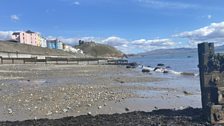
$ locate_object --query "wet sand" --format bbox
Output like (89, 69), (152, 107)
(0, 64), (201, 122)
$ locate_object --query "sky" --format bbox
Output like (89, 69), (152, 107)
(0, 0), (224, 54)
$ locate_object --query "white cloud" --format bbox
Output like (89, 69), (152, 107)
(132, 38), (175, 46)
(0, 31), (13, 40)
(136, 0), (198, 9)
(101, 36), (128, 46)
(73, 1), (80, 5)
(48, 35), (177, 53)
(174, 21), (224, 46)
(10, 15), (19, 21)
(207, 15), (212, 19)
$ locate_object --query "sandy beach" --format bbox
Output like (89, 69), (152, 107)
(0, 64), (202, 123)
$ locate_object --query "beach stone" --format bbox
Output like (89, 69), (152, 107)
(8, 108), (13, 114)
(98, 106), (102, 109)
(87, 112), (92, 115)
(46, 111), (52, 116)
(179, 106), (184, 110)
(125, 107), (130, 112)
(63, 109), (68, 113)
(142, 69), (150, 73)
(183, 91), (192, 95)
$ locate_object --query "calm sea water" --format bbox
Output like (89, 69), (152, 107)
(128, 52), (199, 74)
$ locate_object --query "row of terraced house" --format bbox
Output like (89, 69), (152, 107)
(12, 30), (81, 53)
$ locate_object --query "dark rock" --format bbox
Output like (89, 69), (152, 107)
(163, 70), (169, 74)
(126, 65), (132, 68)
(157, 64), (165, 67)
(125, 107), (130, 112)
(183, 91), (192, 95)
(142, 69), (150, 73)
(166, 66), (171, 69)
(0, 108), (209, 126)
(181, 72), (195, 76)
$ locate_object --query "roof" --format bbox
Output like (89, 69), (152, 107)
(26, 30), (35, 33)
(12, 32), (20, 35)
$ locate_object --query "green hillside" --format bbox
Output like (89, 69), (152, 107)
(75, 42), (124, 58)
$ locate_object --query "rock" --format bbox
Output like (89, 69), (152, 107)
(157, 64), (165, 67)
(98, 106), (102, 109)
(181, 72), (195, 76)
(87, 112), (92, 115)
(46, 111), (52, 116)
(142, 69), (150, 73)
(183, 91), (192, 95)
(104, 103), (107, 106)
(120, 81), (125, 83)
(126, 65), (131, 68)
(125, 107), (130, 112)
(87, 104), (92, 107)
(63, 109), (68, 113)
(163, 70), (169, 74)
(179, 106), (184, 110)
(154, 106), (158, 110)
(8, 108), (13, 114)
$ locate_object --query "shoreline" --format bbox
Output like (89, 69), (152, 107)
(0, 64), (201, 122)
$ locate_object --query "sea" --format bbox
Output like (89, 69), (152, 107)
(127, 51), (202, 108)
(128, 51), (199, 74)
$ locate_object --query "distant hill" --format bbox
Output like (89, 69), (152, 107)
(133, 45), (224, 57)
(138, 48), (197, 56)
(0, 40), (85, 57)
(75, 42), (124, 58)
(216, 45), (224, 53)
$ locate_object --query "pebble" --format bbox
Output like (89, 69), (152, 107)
(98, 106), (102, 109)
(8, 108), (13, 114)
(87, 112), (92, 115)
(63, 109), (68, 113)
(125, 107), (130, 112)
(47, 111), (52, 116)
(183, 91), (192, 95)
(179, 106), (184, 110)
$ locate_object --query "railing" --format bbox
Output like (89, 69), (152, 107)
(0, 56), (108, 65)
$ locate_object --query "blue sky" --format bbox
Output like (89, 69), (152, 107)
(0, 0), (224, 53)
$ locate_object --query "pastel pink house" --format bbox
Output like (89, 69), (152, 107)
(12, 30), (39, 46)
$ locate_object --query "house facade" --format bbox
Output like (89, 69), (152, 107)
(47, 39), (63, 50)
(40, 36), (47, 48)
(12, 30), (40, 46)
